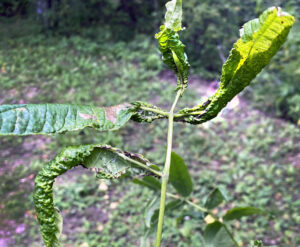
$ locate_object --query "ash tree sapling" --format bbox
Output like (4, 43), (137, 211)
(0, 1), (295, 246)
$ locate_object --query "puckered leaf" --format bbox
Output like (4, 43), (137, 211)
(0, 103), (132, 136)
(33, 144), (154, 247)
(164, 0), (182, 32)
(155, 0), (189, 91)
(176, 7), (295, 124)
(169, 152), (193, 197)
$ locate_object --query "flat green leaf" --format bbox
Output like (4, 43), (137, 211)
(176, 7), (295, 124)
(0, 103), (132, 136)
(132, 176), (161, 192)
(223, 207), (264, 221)
(144, 199), (183, 230)
(176, 210), (204, 225)
(204, 187), (229, 210)
(204, 221), (233, 247)
(155, 0), (189, 91)
(169, 152), (193, 197)
(33, 144), (154, 247)
(144, 196), (161, 229)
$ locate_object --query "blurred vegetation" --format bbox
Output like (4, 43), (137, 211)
(0, 0), (299, 247)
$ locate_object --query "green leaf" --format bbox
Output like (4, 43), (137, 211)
(33, 144), (154, 247)
(132, 176), (161, 192)
(0, 103), (132, 136)
(176, 7), (295, 124)
(155, 0), (189, 91)
(169, 152), (193, 197)
(164, 0), (182, 32)
(204, 187), (229, 210)
(204, 221), (233, 247)
(144, 198), (183, 229)
(176, 210), (204, 225)
(223, 207), (264, 221)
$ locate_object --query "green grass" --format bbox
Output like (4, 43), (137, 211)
(0, 24), (299, 247)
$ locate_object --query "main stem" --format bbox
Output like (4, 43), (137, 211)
(155, 89), (182, 247)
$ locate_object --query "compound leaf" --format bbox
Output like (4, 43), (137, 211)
(0, 103), (132, 136)
(33, 144), (154, 247)
(223, 206), (263, 221)
(176, 7), (295, 124)
(169, 152), (193, 197)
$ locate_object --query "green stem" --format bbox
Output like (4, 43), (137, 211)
(224, 223), (240, 247)
(140, 106), (169, 117)
(155, 89), (182, 247)
(121, 155), (163, 177)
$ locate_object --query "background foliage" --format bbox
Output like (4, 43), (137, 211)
(0, 0), (299, 246)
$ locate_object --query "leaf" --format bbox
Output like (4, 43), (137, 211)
(164, 0), (182, 32)
(169, 152), (193, 197)
(204, 221), (233, 247)
(204, 187), (229, 210)
(176, 210), (204, 225)
(223, 207), (264, 221)
(155, 0), (190, 91)
(176, 7), (295, 124)
(33, 144), (154, 247)
(0, 103), (132, 136)
(144, 198), (183, 229)
(132, 176), (161, 192)
(144, 197), (161, 229)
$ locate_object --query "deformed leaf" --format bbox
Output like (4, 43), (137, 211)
(0, 103), (132, 136)
(33, 144), (155, 247)
(223, 206), (263, 221)
(164, 0), (182, 32)
(169, 152), (193, 197)
(204, 187), (229, 210)
(155, 0), (190, 91)
(176, 7), (295, 124)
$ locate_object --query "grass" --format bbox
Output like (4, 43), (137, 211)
(0, 23), (299, 247)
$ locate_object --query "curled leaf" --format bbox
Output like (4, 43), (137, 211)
(176, 7), (295, 124)
(33, 144), (155, 247)
(156, 0), (190, 91)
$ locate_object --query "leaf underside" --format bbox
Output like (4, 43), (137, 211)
(33, 144), (154, 247)
(178, 7), (295, 124)
(0, 103), (132, 136)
